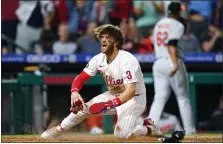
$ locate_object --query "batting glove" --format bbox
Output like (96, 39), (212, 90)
(70, 99), (84, 114)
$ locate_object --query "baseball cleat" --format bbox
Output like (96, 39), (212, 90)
(144, 118), (164, 137)
(41, 125), (62, 139)
(158, 129), (185, 143)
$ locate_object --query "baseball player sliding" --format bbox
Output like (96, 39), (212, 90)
(147, 2), (196, 135)
(41, 24), (164, 140)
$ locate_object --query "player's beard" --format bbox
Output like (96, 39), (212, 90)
(101, 41), (115, 55)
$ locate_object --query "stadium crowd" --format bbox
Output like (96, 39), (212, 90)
(2, 0), (223, 54)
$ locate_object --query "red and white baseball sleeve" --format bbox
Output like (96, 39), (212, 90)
(71, 71), (91, 93)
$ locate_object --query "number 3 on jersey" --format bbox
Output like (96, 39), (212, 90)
(126, 71), (132, 79)
(157, 31), (168, 46)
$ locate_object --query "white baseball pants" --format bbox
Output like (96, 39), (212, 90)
(148, 58), (195, 134)
(60, 91), (147, 139)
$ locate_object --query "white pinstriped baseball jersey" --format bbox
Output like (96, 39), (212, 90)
(84, 50), (146, 95)
(153, 17), (185, 59)
(54, 50), (148, 139)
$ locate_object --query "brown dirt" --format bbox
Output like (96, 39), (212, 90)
(2, 134), (223, 143)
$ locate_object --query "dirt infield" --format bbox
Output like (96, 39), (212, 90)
(2, 134), (223, 143)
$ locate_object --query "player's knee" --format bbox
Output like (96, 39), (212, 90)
(114, 131), (132, 139)
(114, 127), (132, 139)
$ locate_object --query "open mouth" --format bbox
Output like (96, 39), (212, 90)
(102, 44), (107, 48)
